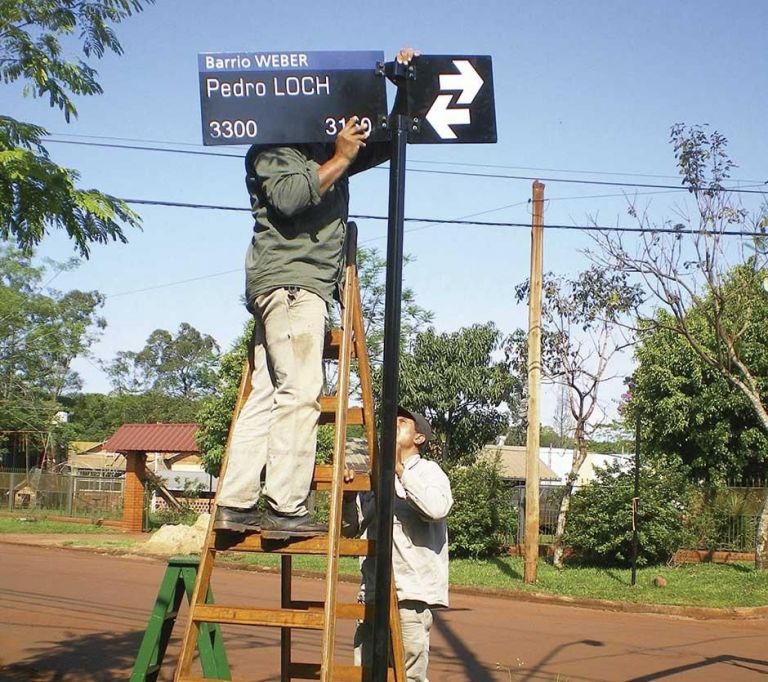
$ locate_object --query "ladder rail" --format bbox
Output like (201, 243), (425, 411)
(175, 360), (253, 680)
(320, 230), (358, 681)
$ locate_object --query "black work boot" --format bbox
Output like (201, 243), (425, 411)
(260, 507), (327, 540)
(213, 506), (261, 533)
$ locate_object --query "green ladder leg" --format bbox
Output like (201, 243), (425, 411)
(131, 555), (231, 681)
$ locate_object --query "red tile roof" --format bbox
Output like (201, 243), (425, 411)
(104, 423), (199, 453)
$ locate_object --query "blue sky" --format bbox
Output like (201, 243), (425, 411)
(4, 0), (767, 423)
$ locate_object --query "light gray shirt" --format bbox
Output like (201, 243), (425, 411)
(343, 455), (453, 607)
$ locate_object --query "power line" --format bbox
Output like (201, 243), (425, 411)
(403, 167), (768, 194)
(105, 268), (241, 298)
(121, 196), (764, 238)
(47, 138), (244, 159)
(47, 131), (768, 184)
(45, 136), (768, 195)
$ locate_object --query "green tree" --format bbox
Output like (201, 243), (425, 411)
(398, 323), (519, 464)
(448, 457), (517, 558)
(334, 247), (432, 397)
(508, 266), (643, 568)
(195, 321), (251, 475)
(1, 0), (154, 256)
(633, 304), (768, 484)
(60, 391), (201, 442)
(106, 323), (220, 399)
(539, 425), (575, 449)
(355, 247), (433, 364)
(0, 246), (105, 461)
(594, 124), (768, 566)
(564, 458), (690, 566)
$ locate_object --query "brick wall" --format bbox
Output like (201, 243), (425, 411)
(123, 453), (146, 532)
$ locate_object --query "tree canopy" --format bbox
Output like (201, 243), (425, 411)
(60, 391), (201, 442)
(0, 246), (105, 461)
(1, 0), (154, 255)
(105, 322), (220, 399)
(398, 323), (518, 464)
(593, 124), (768, 566)
(632, 270), (768, 484)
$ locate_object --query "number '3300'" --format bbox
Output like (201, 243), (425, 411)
(209, 119), (258, 139)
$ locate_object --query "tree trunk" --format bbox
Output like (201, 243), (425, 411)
(722, 372), (768, 568)
(756, 491), (768, 570)
(553, 430), (588, 569)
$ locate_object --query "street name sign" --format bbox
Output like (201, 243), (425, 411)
(198, 50), (387, 145)
(407, 55), (496, 144)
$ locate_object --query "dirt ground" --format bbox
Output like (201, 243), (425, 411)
(1, 541), (767, 681)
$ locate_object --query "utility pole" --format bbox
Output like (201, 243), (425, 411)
(631, 407), (641, 586)
(524, 180), (545, 584)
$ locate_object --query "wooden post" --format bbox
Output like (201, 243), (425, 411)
(524, 180), (545, 584)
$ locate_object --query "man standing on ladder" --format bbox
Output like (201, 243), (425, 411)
(344, 407), (453, 682)
(214, 48), (420, 539)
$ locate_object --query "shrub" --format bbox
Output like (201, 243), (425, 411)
(563, 457), (690, 566)
(447, 458), (517, 558)
(148, 507), (199, 529)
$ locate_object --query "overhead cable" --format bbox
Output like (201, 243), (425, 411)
(122, 197), (764, 238)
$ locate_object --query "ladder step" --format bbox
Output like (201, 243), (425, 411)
(192, 604), (323, 630)
(318, 395), (363, 425)
(215, 533), (373, 556)
(312, 464), (371, 491)
(288, 663), (395, 681)
(288, 600), (366, 620)
(323, 329), (356, 360)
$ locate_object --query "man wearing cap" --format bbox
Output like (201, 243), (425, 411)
(343, 407), (453, 682)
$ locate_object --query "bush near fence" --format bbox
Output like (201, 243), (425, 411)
(514, 468), (766, 564)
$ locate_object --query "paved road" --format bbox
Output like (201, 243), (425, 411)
(1, 543), (767, 681)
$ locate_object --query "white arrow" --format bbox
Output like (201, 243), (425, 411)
(426, 94), (471, 139)
(439, 59), (483, 105)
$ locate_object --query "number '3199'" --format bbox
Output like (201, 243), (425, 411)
(324, 117), (372, 136)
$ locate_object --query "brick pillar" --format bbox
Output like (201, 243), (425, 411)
(123, 452), (146, 532)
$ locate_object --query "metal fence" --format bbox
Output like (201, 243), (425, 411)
(718, 514), (759, 553)
(512, 482), (765, 553)
(511, 483), (575, 544)
(0, 468), (124, 520)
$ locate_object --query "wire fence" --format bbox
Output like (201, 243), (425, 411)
(0, 468), (124, 520)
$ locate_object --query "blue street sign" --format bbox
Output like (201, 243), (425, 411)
(198, 50), (387, 145)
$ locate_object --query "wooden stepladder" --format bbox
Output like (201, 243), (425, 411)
(174, 223), (405, 681)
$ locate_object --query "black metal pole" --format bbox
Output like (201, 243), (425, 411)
(371, 113), (408, 681)
(631, 409), (640, 586)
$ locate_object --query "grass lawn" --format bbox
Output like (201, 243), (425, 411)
(449, 556), (768, 609)
(0, 515), (114, 534)
(2, 515), (765, 609)
(219, 552), (768, 609)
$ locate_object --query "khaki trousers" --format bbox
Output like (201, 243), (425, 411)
(217, 287), (327, 516)
(354, 601), (433, 682)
